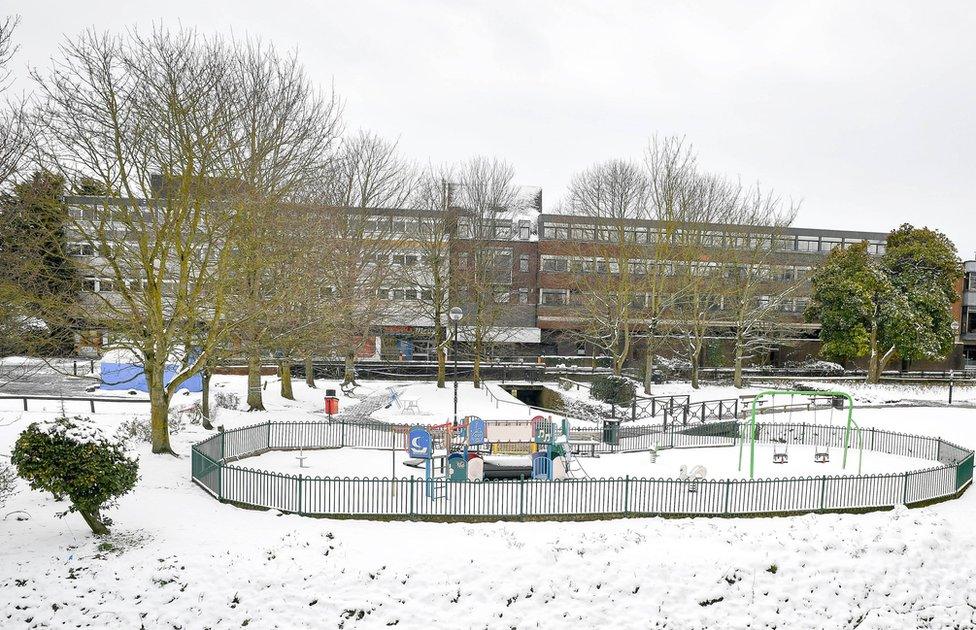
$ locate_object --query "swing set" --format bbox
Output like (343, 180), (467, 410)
(738, 389), (864, 480)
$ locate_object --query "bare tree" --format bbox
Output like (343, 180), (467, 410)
(397, 165), (455, 387)
(452, 157), (523, 388)
(0, 15), (27, 189)
(32, 28), (246, 454)
(561, 159), (650, 376)
(223, 40), (342, 410)
(668, 174), (741, 389)
(321, 131), (415, 385)
(720, 186), (801, 387)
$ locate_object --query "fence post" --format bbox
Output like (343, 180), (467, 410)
(220, 429), (226, 460)
(297, 474), (303, 515)
(723, 479), (731, 514)
(341, 421), (347, 447)
(217, 462), (223, 500)
(90, 399), (95, 413)
(734, 398), (739, 419)
(22, 397), (27, 412)
(410, 478), (415, 515)
(903, 472), (910, 504)
(519, 475), (525, 517)
(624, 475), (630, 515)
(819, 476), (827, 511)
(631, 398), (636, 422)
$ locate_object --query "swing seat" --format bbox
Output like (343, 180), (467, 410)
(687, 482), (698, 494)
(772, 452), (788, 464)
(814, 450), (830, 463)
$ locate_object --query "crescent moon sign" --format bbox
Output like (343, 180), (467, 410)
(411, 436), (424, 450)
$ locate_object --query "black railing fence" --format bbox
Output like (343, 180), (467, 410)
(191, 417), (974, 520)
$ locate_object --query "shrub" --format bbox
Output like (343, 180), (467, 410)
(115, 411), (185, 443)
(0, 462), (15, 507)
(590, 375), (636, 406)
(213, 391), (240, 411)
(11, 416), (138, 535)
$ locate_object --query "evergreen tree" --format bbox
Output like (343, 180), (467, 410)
(807, 224), (960, 382)
(1, 171), (79, 354)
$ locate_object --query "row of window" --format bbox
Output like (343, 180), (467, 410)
(538, 288), (812, 312)
(540, 221), (886, 255)
(539, 255), (813, 281)
(82, 277), (174, 293)
(373, 286), (533, 305)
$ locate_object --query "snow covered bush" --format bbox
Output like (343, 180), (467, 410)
(591, 375), (636, 405)
(213, 391), (240, 410)
(0, 462), (15, 507)
(11, 416), (139, 535)
(116, 412), (186, 444)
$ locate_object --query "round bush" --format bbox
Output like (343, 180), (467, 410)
(590, 375), (636, 406)
(11, 416), (138, 535)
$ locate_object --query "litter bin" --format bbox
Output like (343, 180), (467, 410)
(602, 420), (620, 446)
(325, 396), (339, 416)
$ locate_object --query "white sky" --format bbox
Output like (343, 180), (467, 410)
(6, 1), (975, 259)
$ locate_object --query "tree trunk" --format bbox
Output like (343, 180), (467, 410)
(473, 336), (482, 389)
(147, 365), (174, 454)
(436, 323), (446, 388)
(343, 350), (356, 385)
(689, 340), (702, 390)
(867, 321), (880, 384)
(247, 352), (265, 411)
(279, 359), (294, 400)
(201, 367), (213, 430)
(643, 350), (654, 395)
(78, 507), (109, 536)
(304, 355), (315, 388)
(733, 336), (745, 389)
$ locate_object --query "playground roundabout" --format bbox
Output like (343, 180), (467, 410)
(190, 390), (975, 521)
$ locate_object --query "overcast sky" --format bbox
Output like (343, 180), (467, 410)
(6, 1), (975, 258)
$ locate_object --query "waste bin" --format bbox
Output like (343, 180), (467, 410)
(324, 396), (339, 416)
(602, 420), (620, 445)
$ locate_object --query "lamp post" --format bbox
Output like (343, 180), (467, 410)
(449, 307), (464, 424)
(950, 321), (961, 404)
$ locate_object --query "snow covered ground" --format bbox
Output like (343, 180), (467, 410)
(234, 442), (936, 481)
(2, 376), (976, 628)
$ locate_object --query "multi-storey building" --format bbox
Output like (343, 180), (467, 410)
(535, 213), (889, 363)
(961, 260), (976, 369)
(63, 192), (968, 370)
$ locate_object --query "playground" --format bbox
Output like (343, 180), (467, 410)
(233, 441), (937, 481)
(194, 389), (974, 518)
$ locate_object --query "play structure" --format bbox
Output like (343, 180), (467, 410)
(402, 414), (596, 496)
(738, 389), (864, 480)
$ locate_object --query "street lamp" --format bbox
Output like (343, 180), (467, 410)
(449, 307), (464, 424)
(950, 321), (961, 404)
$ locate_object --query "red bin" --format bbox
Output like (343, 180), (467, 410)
(324, 396), (339, 415)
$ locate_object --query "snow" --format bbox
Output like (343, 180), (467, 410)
(1, 375), (976, 627)
(34, 416), (114, 446)
(232, 442), (934, 481)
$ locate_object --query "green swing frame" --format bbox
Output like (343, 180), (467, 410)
(737, 389), (863, 479)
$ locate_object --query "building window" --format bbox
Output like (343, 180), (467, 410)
(541, 255), (569, 273)
(518, 287), (529, 304)
(540, 289), (568, 305)
(965, 308), (976, 334)
(966, 273), (976, 292)
(518, 221), (531, 240)
(519, 254), (529, 272)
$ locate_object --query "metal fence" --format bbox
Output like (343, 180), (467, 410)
(190, 418), (973, 520)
